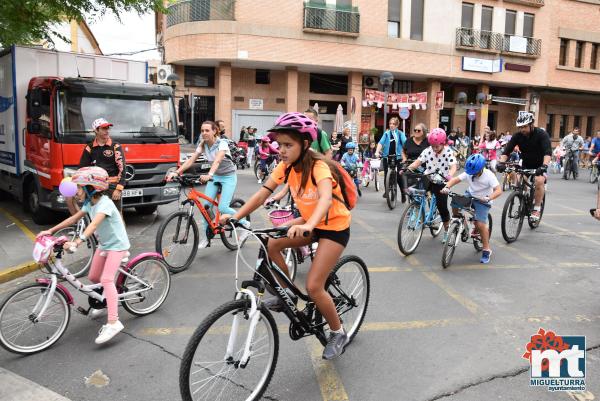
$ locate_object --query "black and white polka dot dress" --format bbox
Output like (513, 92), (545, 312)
(417, 146), (457, 176)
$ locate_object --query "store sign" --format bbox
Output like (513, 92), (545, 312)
(249, 99), (263, 110)
(509, 36), (528, 53)
(492, 96), (528, 106)
(462, 57), (502, 74)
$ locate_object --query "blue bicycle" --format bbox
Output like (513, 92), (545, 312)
(397, 172), (444, 255)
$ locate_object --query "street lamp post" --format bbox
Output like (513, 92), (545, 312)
(379, 71), (394, 138)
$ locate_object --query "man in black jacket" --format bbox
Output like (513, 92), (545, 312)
(498, 112), (552, 221)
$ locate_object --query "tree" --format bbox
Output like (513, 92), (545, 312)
(0, 0), (166, 47)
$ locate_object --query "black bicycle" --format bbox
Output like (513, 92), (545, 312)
(563, 149), (578, 180)
(384, 156), (404, 210)
(500, 164), (545, 243)
(179, 223), (370, 401)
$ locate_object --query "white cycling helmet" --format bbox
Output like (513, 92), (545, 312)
(516, 112), (534, 127)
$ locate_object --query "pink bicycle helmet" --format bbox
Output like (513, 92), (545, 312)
(71, 166), (109, 191)
(427, 128), (447, 146)
(268, 112), (318, 142)
(260, 136), (271, 143)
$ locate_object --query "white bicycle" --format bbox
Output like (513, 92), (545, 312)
(0, 236), (171, 354)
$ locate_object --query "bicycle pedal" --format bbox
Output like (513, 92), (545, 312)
(76, 306), (90, 316)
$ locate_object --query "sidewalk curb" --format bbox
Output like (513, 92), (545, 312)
(0, 367), (71, 401)
(0, 261), (39, 284)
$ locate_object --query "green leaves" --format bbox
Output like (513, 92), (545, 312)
(0, 0), (166, 47)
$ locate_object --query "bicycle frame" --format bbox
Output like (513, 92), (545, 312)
(180, 186), (223, 235)
(408, 187), (438, 230)
(34, 250), (154, 322)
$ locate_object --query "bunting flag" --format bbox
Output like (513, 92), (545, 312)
(364, 89), (428, 110)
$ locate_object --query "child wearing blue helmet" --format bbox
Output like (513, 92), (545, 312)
(341, 142), (362, 197)
(441, 154), (502, 263)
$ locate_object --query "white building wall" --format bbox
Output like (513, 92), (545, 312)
(423, 0), (461, 44)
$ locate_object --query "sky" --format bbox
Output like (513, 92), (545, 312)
(88, 10), (161, 61)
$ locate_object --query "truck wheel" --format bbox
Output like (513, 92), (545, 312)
(135, 205), (158, 215)
(26, 182), (55, 225)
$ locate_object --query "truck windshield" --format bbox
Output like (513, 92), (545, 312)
(57, 91), (177, 142)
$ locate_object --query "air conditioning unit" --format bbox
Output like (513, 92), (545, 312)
(157, 65), (173, 84)
(363, 76), (378, 89)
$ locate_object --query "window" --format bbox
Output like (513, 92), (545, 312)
(184, 66), (215, 88)
(559, 39), (569, 66)
(481, 6), (493, 31)
(410, 0), (424, 40)
(591, 43), (598, 70)
(587, 116), (594, 136)
(559, 115), (567, 138)
(546, 114), (554, 137)
(309, 73), (348, 95)
(505, 10), (516, 35)
(523, 13), (534, 37)
(388, 0), (401, 37)
(461, 2), (474, 28)
(573, 116), (581, 131)
(255, 69), (270, 85)
(575, 41), (584, 68)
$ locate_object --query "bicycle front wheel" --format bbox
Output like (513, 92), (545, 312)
(374, 170), (380, 192)
(179, 299), (278, 401)
(156, 211), (199, 273)
(327, 255), (370, 342)
(120, 256), (171, 316)
(386, 171), (397, 210)
(53, 224), (95, 278)
(501, 192), (524, 243)
(0, 283), (70, 354)
(397, 204), (424, 255)
(442, 221), (461, 269)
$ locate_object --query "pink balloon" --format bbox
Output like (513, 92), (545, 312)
(59, 180), (78, 197)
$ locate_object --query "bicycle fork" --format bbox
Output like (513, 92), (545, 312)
(32, 275), (58, 322)
(226, 289), (262, 368)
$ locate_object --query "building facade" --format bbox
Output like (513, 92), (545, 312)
(158, 0), (600, 142)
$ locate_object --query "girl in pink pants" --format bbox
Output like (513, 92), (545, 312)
(38, 165), (130, 345)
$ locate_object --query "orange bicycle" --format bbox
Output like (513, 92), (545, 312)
(155, 175), (250, 273)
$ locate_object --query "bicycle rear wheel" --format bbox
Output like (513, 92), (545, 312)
(374, 170), (380, 192)
(528, 194), (545, 229)
(221, 199), (251, 250)
(590, 165), (599, 183)
(120, 256), (171, 316)
(156, 211), (199, 273)
(501, 192), (524, 243)
(283, 248), (298, 282)
(429, 209), (443, 237)
(53, 223), (95, 278)
(397, 204), (424, 255)
(179, 299), (278, 401)
(326, 255), (370, 342)
(0, 283), (70, 354)
(442, 221), (460, 269)
(386, 171), (398, 210)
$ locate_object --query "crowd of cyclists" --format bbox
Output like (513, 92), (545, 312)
(10, 105), (595, 397)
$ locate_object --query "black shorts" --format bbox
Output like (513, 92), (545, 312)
(313, 227), (350, 247)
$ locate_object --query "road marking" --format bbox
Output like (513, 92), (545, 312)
(544, 213), (587, 217)
(493, 241), (539, 263)
(556, 204), (587, 215)
(0, 207), (36, 241)
(305, 337), (350, 401)
(567, 390), (596, 401)
(542, 221), (600, 247)
(361, 318), (476, 331)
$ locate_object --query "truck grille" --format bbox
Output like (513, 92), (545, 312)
(126, 162), (177, 188)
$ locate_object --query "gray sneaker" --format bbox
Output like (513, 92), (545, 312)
(322, 329), (349, 360)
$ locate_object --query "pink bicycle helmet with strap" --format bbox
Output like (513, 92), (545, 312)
(427, 128), (447, 146)
(268, 112), (318, 142)
(260, 136), (271, 143)
(71, 166), (109, 191)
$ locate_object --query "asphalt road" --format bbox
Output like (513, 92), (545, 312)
(0, 167), (599, 401)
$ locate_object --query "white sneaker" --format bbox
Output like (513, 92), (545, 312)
(198, 239), (210, 249)
(88, 308), (107, 320)
(257, 179), (262, 184)
(237, 221), (252, 245)
(95, 320), (124, 344)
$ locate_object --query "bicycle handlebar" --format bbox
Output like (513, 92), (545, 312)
(227, 219), (310, 238)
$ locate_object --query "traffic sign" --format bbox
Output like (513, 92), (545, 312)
(468, 110), (476, 121)
(399, 107), (410, 120)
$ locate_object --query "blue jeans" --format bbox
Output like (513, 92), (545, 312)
(201, 174), (247, 235)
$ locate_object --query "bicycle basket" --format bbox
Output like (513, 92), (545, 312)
(268, 209), (294, 226)
(450, 195), (472, 209)
(370, 159), (381, 169)
(32, 235), (68, 263)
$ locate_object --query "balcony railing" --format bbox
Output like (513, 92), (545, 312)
(166, 0), (235, 28)
(456, 28), (541, 57)
(303, 2), (360, 35)
(504, 0), (544, 7)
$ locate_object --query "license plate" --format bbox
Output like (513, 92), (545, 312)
(122, 189), (143, 198)
(201, 163), (210, 169)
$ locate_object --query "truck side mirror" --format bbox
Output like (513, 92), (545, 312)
(27, 88), (43, 120)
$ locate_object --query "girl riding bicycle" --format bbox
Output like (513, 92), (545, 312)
(167, 121), (250, 248)
(220, 112), (352, 360)
(257, 136), (280, 184)
(407, 128), (457, 243)
(37, 166), (130, 344)
(442, 154), (502, 264)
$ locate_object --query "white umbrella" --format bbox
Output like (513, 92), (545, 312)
(333, 104), (344, 135)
